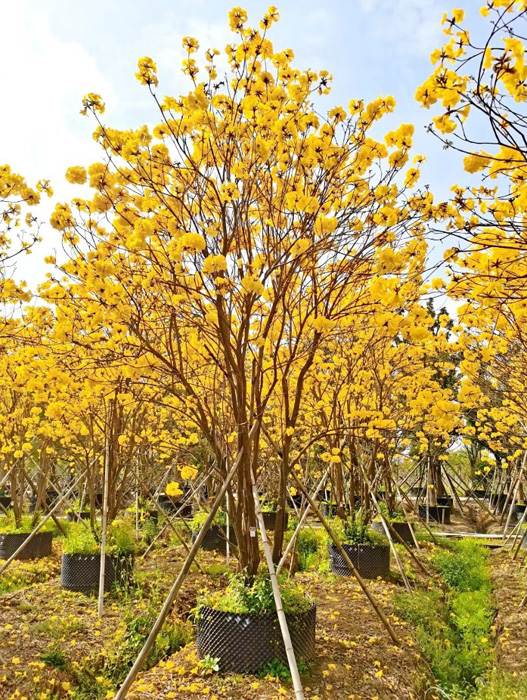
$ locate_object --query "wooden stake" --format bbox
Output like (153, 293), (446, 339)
(113, 447), (244, 700)
(291, 471), (399, 645)
(98, 435), (111, 619)
(251, 469), (305, 700)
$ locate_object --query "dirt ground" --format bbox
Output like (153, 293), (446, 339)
(1, 506), (526, 700)
(0, 540), (429, 700)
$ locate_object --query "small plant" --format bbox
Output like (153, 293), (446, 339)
(296, 528), (324, 571)
(41, 644), (68, 670)
(199, 654), (220, 675)
(258, 658), (291, 680)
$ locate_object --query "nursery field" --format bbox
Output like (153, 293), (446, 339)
(2, 505), (527, 700)
(4, 0), (527, 699)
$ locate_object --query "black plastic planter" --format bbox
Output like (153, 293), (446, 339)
(409, 486), (427, 497)
(437, 495), (454, 508)
(288, 493), (303, 509)
(514, 504), (527, 520)
(0, 531), (52, 560)
(261, 511), (289, 531)
(197, 604), (316, 674)
(29, 491), (59, 513)
(157, 495), (192, 517)
(329, 543), (390, 579)
(0, 496), (11, 510)
(66, 511), (91, 522)
(418, 504), (451, 524)
(490, 493), (508, 513)
(371, 521), (414, 545)
(61, 553), (134, 592)
(192, 525), (237, 553)
(465, 489), (487, 499)
(320, 502), (352, 518)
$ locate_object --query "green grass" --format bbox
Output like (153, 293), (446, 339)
(394, 540), (494, 698)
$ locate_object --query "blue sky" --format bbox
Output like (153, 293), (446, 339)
(3, 0), (482, 281)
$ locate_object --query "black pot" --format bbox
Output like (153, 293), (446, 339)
(29, 491), (59, 513)
(66, 511), (91, 522)
(261, 511), (289, 531)
(192, 524), (237, 553)
(514, 504), (527, 520)
(288, 493), (303, 509)
(490, 493), (508, 513)
(0, 531), (52, 560)
(329, 543), (390, 579)
(409, 486), (427, 497)
(371, 521), (414, 545)
(157, 495), (192, 517)
(418, 504), (451, 524)
(437, 495), (454, 507)
(320, 503), (351, 518)
(197, 604), (316, 674)
(465, 489), (487, 499)
(61, 553), (134, 592)
(0, 495), (11, 510)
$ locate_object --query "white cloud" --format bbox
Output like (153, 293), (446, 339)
(0, 2), (115, 283)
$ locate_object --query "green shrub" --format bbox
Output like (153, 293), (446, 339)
(191, 509), (227, 530)
(198, 572), (313, 616)
(394, 539), (494, 697)
(63, 519), (137, 556)
(296, 528), (324, 571)
(0, 513), (54, 535)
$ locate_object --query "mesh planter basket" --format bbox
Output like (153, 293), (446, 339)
(197, 604), (316, 674)
(192, 525), (237, 553)
(418, 504), (451, 524)
(0, 531), (52, 560)
(371, 521), (414, 545)
(61, 553), (134, 592)
(261, 511), (289, 531)
(329, 543), (390, 579)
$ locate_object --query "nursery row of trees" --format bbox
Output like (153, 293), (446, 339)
(1, 2), (527, 576)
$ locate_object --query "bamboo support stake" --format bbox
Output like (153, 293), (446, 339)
(98, 436), (111, 619)
(276, 469), (330, 576)
(114, 447), (244, 700)
(251, 469), (305, 700)
(291, 471), (399, 645)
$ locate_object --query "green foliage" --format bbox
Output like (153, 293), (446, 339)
(62, 524), (99, 555)
(394, 539), (494, 697)
(41, 644), (68, 670)
(63, 519), (137, 556)
(0, 513), (54, 534)
(296, 528), (325, 571)
(199, 654), (220, 674)
(258, 658), (291, 680)
(434, 540), (491, 593)
(103, 611), (193, 686)
(191, 509), (227, 530)
(377, 502), (405, 522)
(199, 572), (312, 616)
(460, 671), (527, 700)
